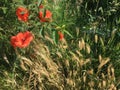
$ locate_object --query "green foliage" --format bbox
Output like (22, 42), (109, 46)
(0, 0), (120, 89)
(65, 0), (120, 75)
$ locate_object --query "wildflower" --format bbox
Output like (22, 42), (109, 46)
(39, 5), (44, 9)
(11, 31), (33, 48)
(16, 7), (29, 22)
(58, 31), (64, 40)
(39, 10), (52, 22)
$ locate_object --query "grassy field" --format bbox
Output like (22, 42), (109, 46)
(0, 0), (120, 89)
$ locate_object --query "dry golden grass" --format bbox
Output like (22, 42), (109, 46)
(14, 37), (117, 90)
(1, 34), (118, 90)
(19, 39), (63, 90)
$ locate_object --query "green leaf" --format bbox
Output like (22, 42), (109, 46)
(64, 30), (73, 38)
(98, 7), (104, 14)
(37, 0), (42, 7)
(39, 27), (44, 37)
(52, 29), (59, 44)
(13, 0), (24, 4)
(2, 7), (7, 14)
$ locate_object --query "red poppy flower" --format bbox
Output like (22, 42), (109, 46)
(39, 10), (52, 22)
(11, 31), (33, 48)
(58, 31), (64, 40)
(39, 5), (44, 9)
(16, 7), (29, 22)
